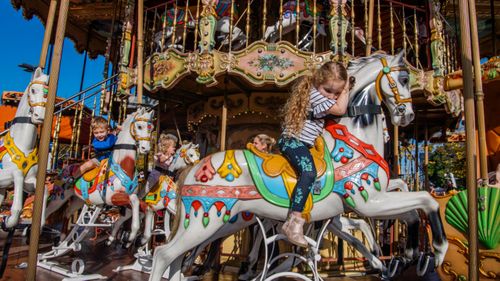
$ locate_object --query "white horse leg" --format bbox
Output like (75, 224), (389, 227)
(328, 216), (385, 272)
(107, 208), (132, 245)
(387, 178), (409, 192)
(141, 208), (154, 245)
(357, 192), (448, 267)
(127, 194), (141, 246)
(41, 186), (49, 228)
(149, 210), (226, 281)
(338, 216), (380, 254)
(5, 172), (24, 228)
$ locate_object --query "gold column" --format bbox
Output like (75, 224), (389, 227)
(279, 0), (284, 40)
(351, 0), (355, 56)
(160, 2), (169, 52)
(377, 0), (381, 50)
(246, 0), (251, 48)
(468, 0), (488, 181)
(390, 2), (394, 55)
(137, 0), (144, 104)
(171, 1), (179, 48)
(27, 0), (70, 279)
(313, 0), (317, 53)
(456, 0), (479, 279)
(74, 101), (85, 158)
(39, 0), (58, 69)
(296, 0), (301, 46)
(50, 113), (62, 170)
(366, 0), (374, 56)
(228, 0), (234, 51)
(69, 103), (79, 158)
(262, 0), (267, 38)
(194, 0), (201, 48)
(402, 7), (407, 58)
(182, 0), (190, 51)
(414, 9), (419, 66)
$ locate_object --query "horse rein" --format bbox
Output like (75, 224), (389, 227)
(374, 57), (412, 105)
(27, 81), (49, 108)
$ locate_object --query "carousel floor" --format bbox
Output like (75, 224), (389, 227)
(0, 230), (423, 281)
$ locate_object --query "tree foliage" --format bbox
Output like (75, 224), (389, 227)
(428, 142), (466, 189)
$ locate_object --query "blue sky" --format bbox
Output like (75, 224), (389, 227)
(0, 1), (105, 103)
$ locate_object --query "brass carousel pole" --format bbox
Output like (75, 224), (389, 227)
(137, 0), (144, 104)
(456, 0), (479, 280)
(39, 0), (58, 69)
(27, 0), (70, 279)
(468, 0), (488, 181)
(365, 0), (374, 55)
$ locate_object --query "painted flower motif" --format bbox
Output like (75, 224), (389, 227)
(248, 54), (294, 72)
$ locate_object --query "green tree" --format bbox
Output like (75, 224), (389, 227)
(428, 142), (466, 189)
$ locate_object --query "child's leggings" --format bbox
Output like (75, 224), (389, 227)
(278, 136), (317, 212)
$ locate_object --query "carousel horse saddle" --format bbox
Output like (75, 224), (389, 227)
(83, 164), (102, 182)
(144, 175), (177, 207)
(75, 159), (112, 202)
(243, 137), (334, 218)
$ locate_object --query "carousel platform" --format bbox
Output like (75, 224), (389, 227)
(0, 230), (422, 281)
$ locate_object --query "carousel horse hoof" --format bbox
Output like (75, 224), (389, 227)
(105, 239), (114, 246)
(416, 252), (434, 277)
(385, 256), (403, 279)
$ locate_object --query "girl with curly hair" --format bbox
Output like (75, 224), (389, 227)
(280, 61), (353, 247)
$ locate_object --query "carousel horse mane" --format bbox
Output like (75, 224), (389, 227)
(347, 52), (389, 71)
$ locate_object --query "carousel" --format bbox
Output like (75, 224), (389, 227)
(0, 0), (498, 280)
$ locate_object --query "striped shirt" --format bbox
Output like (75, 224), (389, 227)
(284, 88), (336, 146)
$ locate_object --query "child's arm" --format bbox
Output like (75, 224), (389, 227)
(326, 80), (350, 116)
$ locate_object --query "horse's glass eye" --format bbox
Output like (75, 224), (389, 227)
(137, 125), (143, 130)
(399, 77), (409, 85)
(31, 89), (35, 94)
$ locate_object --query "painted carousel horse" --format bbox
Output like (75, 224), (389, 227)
(263, 0), (327, 49)
(0, 68), (48, 229)
(148, 52), (448, 281)
(154, 0), (246, 51)
(106, 142), (200, 246)
(71, 107), (154, 246)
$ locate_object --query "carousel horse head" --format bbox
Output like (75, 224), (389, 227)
(348, 50), (414, 127)
(127, 107), (155, 155)
(24, 67), (49, 124)
(170, 142), (200, 173)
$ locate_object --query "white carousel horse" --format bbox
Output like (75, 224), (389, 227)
(71, 107), (154, 246)
(154, 0), (246, 52)
(106, 142), (200, 246)
(148, 52), (448, 281)
(0, 68), (48, 229)
(140, 142), (200, 245)
(263, 0), (328, 47)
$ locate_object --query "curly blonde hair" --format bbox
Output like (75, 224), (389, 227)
(158, 133), (178, 154)
(282, 61), (350, 137)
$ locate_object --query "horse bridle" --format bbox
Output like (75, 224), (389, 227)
(27, 81), (49, 108)
(179, 147), (200, 165)
(129, 116), (153, 142)
(374, 57), (412, 105)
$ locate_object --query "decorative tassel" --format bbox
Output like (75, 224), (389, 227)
(359, 186), (369, 202)
(343, 193), (356, 208)
(374, 178), (381, 191)
(184, 214), (190, 229)
(202, 212), (210, 227)
(223, 210), (231, 223)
